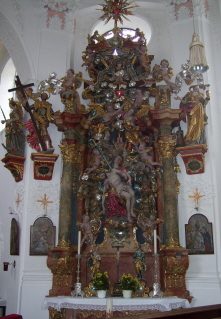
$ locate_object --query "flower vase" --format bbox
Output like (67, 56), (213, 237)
(122, 290), (132, 298)
(97, 290), (106, 298)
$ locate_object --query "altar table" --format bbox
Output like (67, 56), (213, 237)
(42, 296), (190, 318)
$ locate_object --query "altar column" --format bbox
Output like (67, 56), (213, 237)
(149, 108), (192, 301)
(47, 113), (88, 296)
(158, 133), (179, 248)
(58, 143), (81, 245)
(149, 108), (181, 248)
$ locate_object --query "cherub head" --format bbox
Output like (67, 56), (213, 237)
(82, 214), (90, 222)
(160, 59), (169, 68)
(114, 155), (123, 165)
(67, 69), (75, 78)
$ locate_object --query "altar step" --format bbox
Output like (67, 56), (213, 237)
(112, 303), (221, 319)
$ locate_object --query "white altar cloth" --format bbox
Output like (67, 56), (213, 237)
(42, 296), (190, 313)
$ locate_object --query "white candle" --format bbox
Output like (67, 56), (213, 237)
(78, 231), (81, 254)
(106, 298), (113, 314)
(154, 229), (157, 254)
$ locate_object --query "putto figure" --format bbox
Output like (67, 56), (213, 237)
(59, 69), (83, 113)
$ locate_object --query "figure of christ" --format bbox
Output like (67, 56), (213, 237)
(102, 156), (136, 223)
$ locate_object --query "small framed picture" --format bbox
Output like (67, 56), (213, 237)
(10, 218), (19, 255)
(185, 213), (214, 255)
(30, 217), (55, 256)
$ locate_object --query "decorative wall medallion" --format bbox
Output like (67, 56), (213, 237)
(31, 153), (59, 180)
(177, 144), (207, 174)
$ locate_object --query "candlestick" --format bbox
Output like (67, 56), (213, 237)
(149, 253), (163, 298)
(71, 254), (85, 297)
(78, 231), (81, 254)
(154, 229), (157, 254)
(106, 298), (113, 318)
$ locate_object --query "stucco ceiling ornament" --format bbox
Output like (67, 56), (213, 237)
(41, 0), (76, 12)
(12, 0), (25, 37)
(171, 0), (189, 4)
(177, 6), (191, 20)
(29, 181), (60, 217)
(192, 0), (207, 18)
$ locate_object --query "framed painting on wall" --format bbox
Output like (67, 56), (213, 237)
(185, 213), (214, 255)
(10, 218), (19, 255)
(30, 217), (55, 256)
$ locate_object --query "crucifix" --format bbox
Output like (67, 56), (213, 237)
(8, 75), (47, 151)
(111, 244), (124, 296)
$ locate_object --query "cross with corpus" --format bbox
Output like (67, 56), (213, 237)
(8, 75), (47, 151)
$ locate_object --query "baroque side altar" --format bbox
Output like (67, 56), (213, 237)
(45, 0), (197, 306)
(1, 1), (213, 316)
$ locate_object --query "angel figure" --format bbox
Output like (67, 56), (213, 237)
(138, 213), (163, 245)
(102, 102), (124, 126)
(152, 59), (176, 88)
(1, 98), (25, 156)
(80, 214), (101, 248)
(131, 28), (146, 44)
(81, 47), (95, 71)
(80, 214), (94, 247)
(59, 69), (83, 113)
(84, 148), (102, 174)
(135, 142), (162, 169)
(137, 46), (150, 73)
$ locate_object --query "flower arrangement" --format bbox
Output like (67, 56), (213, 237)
(92, 271), (110, 291)
(119, 273), (139, 292)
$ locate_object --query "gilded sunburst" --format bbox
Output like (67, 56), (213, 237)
(97, 0), (139, 27)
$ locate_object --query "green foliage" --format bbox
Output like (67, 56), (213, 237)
(92, 271), (110, 290)
(119, 273), (139, 292)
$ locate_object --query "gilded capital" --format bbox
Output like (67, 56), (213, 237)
(59, 144), (82, 164)
(158, 139), (176, 159)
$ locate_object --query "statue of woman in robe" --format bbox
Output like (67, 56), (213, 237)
(1, 98), (25, 156)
